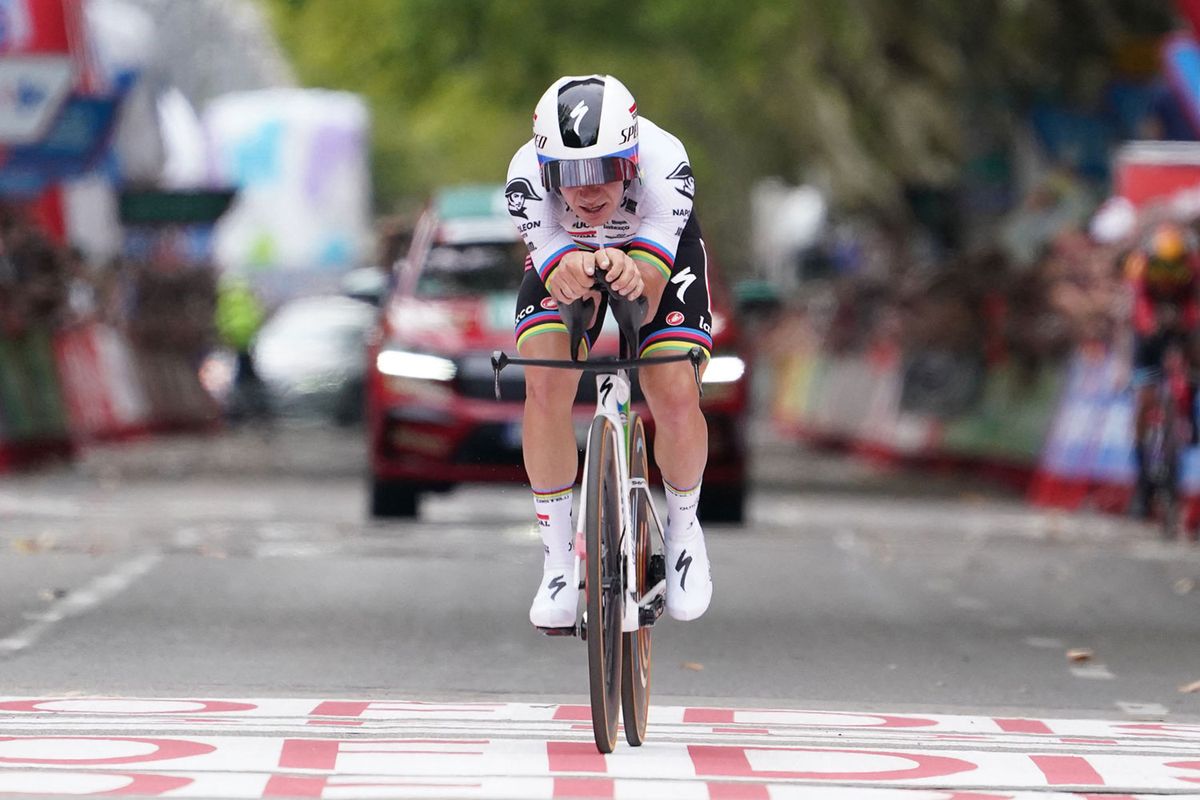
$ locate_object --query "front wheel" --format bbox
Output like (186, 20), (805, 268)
(622, 413), (652, 746)
(584, 416), (622, 753)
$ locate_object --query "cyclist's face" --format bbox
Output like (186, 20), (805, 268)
(562, 180), (624, 226)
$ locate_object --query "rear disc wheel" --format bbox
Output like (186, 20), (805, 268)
(622, 414), (652, 746)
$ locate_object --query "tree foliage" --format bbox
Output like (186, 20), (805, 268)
(261, 0), (1174, 270)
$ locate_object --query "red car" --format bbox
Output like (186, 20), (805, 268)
(365, 185), (750, 522)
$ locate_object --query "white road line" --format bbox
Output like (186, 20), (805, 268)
(1024, 636), (1064, 649)
(1116, 701), (1169, 716)
(0, 552), (161, 655)
(1070, 662), (1115, 680)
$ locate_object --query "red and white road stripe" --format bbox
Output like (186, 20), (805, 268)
(0, 698), (1197, 797)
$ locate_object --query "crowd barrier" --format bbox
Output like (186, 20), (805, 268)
(0, 323), (218, 472)
(771, 345), (1062, 490)
(1028, 348), (1200, 523)
(771, 338), (1200, 522)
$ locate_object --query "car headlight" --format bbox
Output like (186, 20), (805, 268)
(375, 349), (457, 381)
(702, 356), (745, 384)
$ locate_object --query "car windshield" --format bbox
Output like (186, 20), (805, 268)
(416, 242), (525, 297)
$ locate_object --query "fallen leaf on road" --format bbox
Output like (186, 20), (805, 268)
(1180, 680), (1200, 694)
(1174, 578), (1197, 596)
(681, 662), (704, 672)
(1066, 648), (1094, 663)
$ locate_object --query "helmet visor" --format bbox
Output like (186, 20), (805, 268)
(540, 156), (637, 189)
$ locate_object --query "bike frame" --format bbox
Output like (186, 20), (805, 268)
(492, 343), (700, 633)
(576, 367), (667, 633)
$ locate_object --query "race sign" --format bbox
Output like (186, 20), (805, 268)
(0, 55), (72, 144)
(0, 0), (32, 51)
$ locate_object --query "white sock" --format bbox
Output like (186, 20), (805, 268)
(532, 484), (575, 565)
(664, 479), (701, 539)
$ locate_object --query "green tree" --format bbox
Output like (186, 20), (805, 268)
(261, 0), (1174, 272)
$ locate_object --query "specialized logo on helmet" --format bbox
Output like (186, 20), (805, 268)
(557, 78), (605, 148)
(505, 178), (542, 220)
(667, 162), (695, 200)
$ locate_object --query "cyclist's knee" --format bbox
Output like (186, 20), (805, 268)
(524, 368), (577, 411)
(640, 362), (700, 420)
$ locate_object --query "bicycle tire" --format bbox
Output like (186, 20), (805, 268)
(1158, 388), (1183, 542)
(584, 415), (623, 753)
(622, 413), (652, 746)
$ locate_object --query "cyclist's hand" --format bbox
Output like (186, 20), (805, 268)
(548, 251), (598, 305)
(596, 248), (644, 300)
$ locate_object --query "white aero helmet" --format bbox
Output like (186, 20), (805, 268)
(532, 74), (639, 191)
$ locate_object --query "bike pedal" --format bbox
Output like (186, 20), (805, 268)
(648, 553), (665, 584)
(638, 596), (666, 627)
(535, 625), (578, 638)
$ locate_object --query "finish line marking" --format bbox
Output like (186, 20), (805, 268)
(0, 698), (1196, 797)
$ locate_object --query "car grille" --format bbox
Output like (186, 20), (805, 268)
(453, 423), (523, 465)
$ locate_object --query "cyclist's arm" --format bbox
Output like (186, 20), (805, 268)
(506, 145), (581, 290)
(1125, 253), (1157, 337)
(621, 194), (690, 286)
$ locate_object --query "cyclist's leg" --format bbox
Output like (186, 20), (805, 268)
(636, 213), (714, 620)
(1185, 328), (1200, 443)
(515, 270), (605, 627)
(1131, 332), (1165, 517)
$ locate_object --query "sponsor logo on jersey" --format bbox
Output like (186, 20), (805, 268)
(540, 297), (558, 310)
(667, 162), (695, 200)
(518, 220), (541, 233)
(516, 304), (537, 323)
(673, 208), (690, 216)
(666, 311), (685, 326)
(505, 178), (542, 219)
(621, 197), (638, 214)
(670, 267), (697, 303)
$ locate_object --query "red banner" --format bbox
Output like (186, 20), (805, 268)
(1179, 0), (1200, 42)
(0, 0), (69, 54)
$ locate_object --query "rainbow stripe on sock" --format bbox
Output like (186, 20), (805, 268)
(532, 484), (574, 501)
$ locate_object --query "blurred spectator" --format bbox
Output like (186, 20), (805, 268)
(214, 276), (271, 423)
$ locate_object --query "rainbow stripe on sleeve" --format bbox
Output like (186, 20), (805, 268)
(537, 244), (576, 283)
(626, 237), (673, 280)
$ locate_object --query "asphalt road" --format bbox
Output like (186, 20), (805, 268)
(1, 422), (1199, 798)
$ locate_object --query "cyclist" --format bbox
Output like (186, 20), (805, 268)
(506, 75), (714, 628)
(1125, 221), (1200, 517)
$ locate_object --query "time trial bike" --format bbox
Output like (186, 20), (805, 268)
(492, 272), (704, 752)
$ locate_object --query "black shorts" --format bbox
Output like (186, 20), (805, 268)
(513, 212), (713, 358)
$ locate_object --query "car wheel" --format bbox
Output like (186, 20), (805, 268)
(370, 479), (420, 518)
(698, 483), (745, 525)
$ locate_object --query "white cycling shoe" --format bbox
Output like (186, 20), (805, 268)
(529, 562), (579, 629)
(665, 525), (712, 621)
